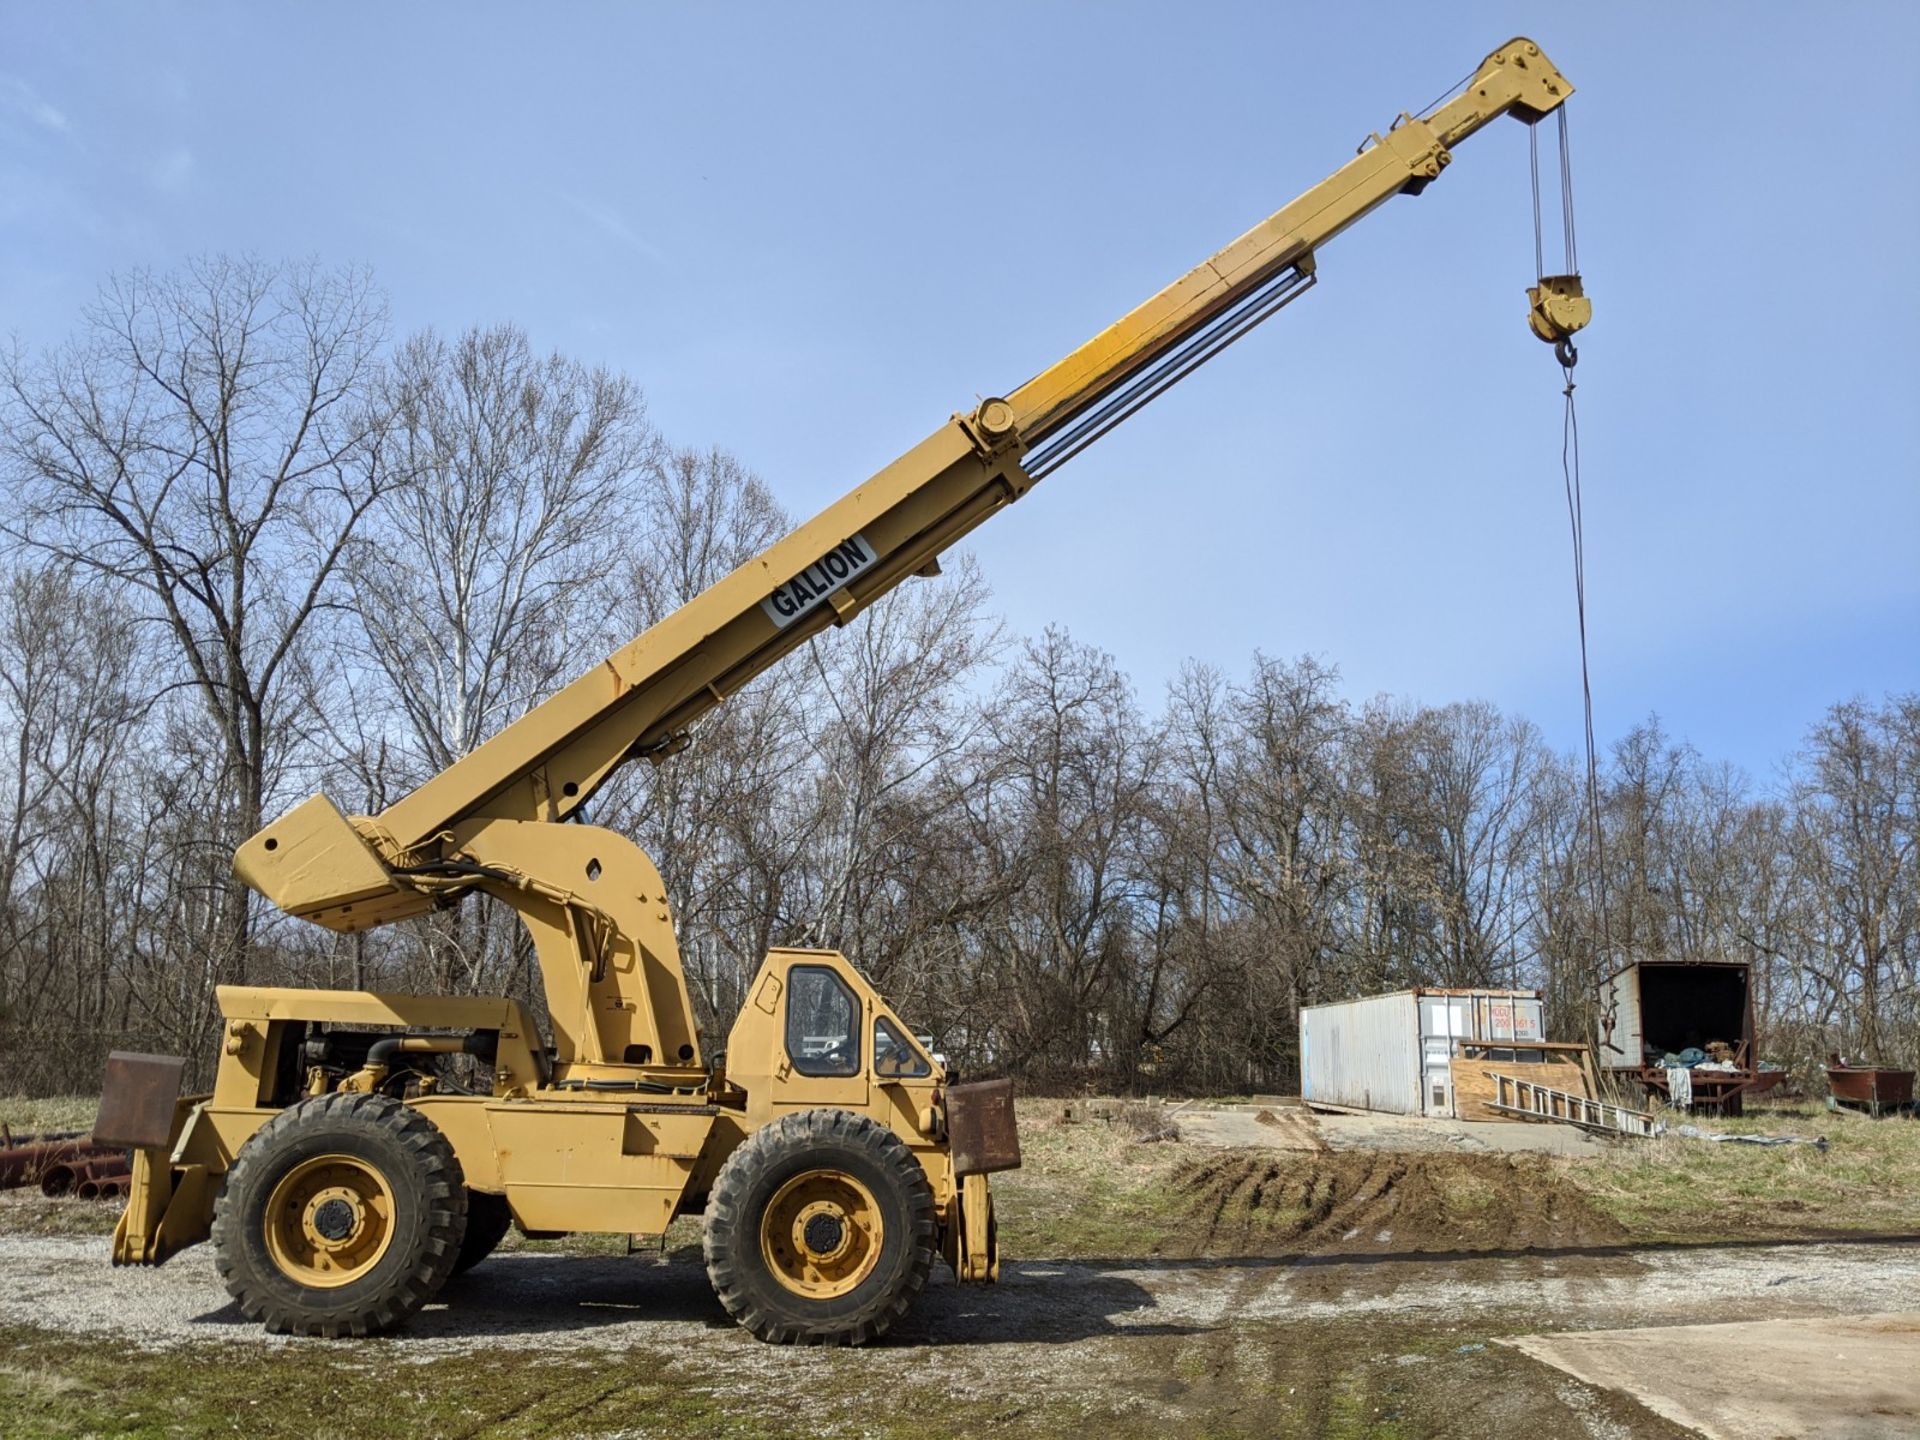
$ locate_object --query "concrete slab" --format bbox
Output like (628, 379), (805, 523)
(1171, 1103), (1607, 1155)
(1502, 1312), (1920, 1440)
(1173, 1106), (1321, 1150)
(1315, 1110), (1608, 1156)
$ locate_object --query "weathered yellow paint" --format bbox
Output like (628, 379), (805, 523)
(484, 1101), (703, 1234)
(130, 38), (1584, 1292)
(111, 1093), (212, 1266)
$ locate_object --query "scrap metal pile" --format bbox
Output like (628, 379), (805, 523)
(0, 1127), (131, 1200)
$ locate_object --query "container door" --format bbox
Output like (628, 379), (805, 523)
(1596, 968), (1641, 1068)
(1418, 996), (1464, 1116)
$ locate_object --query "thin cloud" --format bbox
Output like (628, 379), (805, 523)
(147, 147), (195, 193)
(1, 74), (70, 133)
(559, 191), (667, 263)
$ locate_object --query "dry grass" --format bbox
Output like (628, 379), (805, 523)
(990, 1097), (1191, 1256)
(1578, 1099), (1920, 1238)
(1113, 1097), (1181, 1142)
(0, 1095), (100, 1138)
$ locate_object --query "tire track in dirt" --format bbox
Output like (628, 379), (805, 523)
(1169, 1150), (1627, 1258)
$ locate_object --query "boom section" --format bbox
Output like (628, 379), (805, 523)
(235, 37), (1574, 922)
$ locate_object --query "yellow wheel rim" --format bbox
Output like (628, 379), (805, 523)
(263, 1153), (397, 1289)
(759, 1168), (884, 1300)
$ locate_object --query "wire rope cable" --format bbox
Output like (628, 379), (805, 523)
(1416, 66), (1477, 121)
(1531, 111), (1609, 975)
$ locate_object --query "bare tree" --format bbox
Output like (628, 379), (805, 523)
(1410, 702), (1545, 987)
(0, 565), (159, 1087)
(600, 446), (794, 1030)
(2, 257), (396, 985)
(338, 325), (659, 999)
(1788, 697), (1918, 1063)
(351, 325), (658, 777)
(1217, 655), (1350, 1020)
(952, 628), (1157, 1079)
(787, 555), (1000, 989)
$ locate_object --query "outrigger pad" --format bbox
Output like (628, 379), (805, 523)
(946, 1078), (1021, 1177)
(94, 1052), (187, 1150)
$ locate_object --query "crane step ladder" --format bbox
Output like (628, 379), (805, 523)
(1484, 1071), (1661, 1138)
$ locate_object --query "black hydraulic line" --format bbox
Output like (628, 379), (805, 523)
(553, 1077), (703, 1095)
(1023, 264), (1317, 478)
(391, 857), (518, 886)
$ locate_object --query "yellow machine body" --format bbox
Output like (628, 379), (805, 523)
(116, 952), (996, 1282)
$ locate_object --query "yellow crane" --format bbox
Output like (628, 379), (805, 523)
(103, 36), (1589, 1344)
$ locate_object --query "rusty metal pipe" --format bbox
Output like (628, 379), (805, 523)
(41, 1156), (128, 1197)
(40, 1162), (82, 1196)
(1, 1140), (121, 1190)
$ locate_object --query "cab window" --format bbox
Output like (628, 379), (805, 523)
(873, 1016), (931, 1078)
(786, 965), (859, 1077)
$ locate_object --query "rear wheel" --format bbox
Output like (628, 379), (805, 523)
(703, 1109), (934, 1345)
(212, 1092), (467, 1337)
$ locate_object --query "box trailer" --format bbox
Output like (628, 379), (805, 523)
(1300, 988), (1545, 1117)
(1596, 959), (1771, 1113)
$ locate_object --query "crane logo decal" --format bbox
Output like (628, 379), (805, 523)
(760, 534), (878, 629)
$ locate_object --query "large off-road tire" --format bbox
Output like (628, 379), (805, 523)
(451, 1190), (513, 1275)
(212, 1092), (468, 1338)
(703, 1108), (934, 1345)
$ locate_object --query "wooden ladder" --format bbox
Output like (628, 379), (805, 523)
(1484, 1071), (1660, 1138)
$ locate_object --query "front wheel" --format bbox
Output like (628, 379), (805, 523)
(212, 1092), (468, 1337)
(703, 1109), (934, 1345)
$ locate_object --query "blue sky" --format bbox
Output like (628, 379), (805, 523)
(4, 3), (1916, 778)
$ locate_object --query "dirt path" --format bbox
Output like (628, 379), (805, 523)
(5, 1231), (1917, 1437)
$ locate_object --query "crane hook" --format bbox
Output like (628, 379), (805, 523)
(1555, 337), (1578, 370)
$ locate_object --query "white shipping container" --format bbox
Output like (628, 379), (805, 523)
(1300, 988), (1545, 1117)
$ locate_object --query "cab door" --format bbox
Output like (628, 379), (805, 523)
(774, 958), (868, 1110)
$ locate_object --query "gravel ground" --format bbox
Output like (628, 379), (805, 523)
(7, 1231), (1917, 1355)
(7, 1227), (1919, 1435)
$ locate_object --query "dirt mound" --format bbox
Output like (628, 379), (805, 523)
(1167, 1150), (1626, 1258)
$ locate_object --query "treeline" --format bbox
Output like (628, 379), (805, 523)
(1, 259), (1914, 1095)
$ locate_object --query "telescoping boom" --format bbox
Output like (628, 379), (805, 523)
(113, 37), (1590, 1349)
(239, 36), (1587, 985)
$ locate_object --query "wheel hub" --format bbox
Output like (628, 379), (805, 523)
(310, 1196), (357, 1243)
(759, 1168), (883, 1299)
(802, 1211), (846, 1257)
(263, 1154), (396, 1288)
